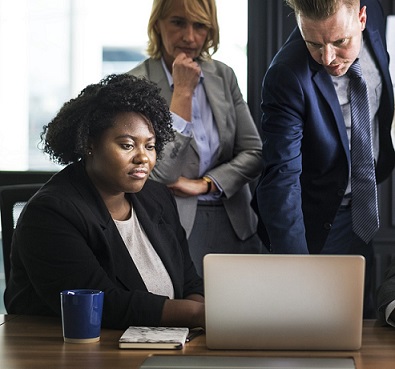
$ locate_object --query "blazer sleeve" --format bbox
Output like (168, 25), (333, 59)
(255, 61), (309, 254)
(204, 62), (263, 198)
(150, 130), (195, 184)
(376, 262), (395, 325)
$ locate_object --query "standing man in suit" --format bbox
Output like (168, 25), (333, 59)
(254, 0), (395, 317)
(129, 0), (263, 277)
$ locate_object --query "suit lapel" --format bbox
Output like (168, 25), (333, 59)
(68, 164), (146, 287)
(201, 62), (227, 151)
(312, 65), (351, 163)
(146, 59), (173, 105)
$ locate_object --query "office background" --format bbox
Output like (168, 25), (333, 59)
(0, 0), (395, 313)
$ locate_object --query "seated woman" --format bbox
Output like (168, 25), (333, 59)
(4, 74), (205, 330)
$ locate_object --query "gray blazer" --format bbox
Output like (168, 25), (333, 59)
(129, 58), (262, 239)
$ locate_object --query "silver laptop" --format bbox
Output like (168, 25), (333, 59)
(204, 254), (365, 351)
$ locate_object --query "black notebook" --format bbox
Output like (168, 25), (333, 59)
(118, 326), (189, 350)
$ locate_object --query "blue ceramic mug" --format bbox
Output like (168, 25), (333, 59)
(60, 289), (104, 343)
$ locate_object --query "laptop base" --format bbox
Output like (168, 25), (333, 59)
(139, 355), (355, 369)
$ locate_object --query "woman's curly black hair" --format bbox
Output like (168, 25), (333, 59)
(40, 74), (175, 165)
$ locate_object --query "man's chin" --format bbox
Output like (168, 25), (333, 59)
(325, 64), (347, 77)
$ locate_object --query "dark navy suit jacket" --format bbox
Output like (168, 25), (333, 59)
(5, 162), (203, 329)
(254, 0), (395, 254)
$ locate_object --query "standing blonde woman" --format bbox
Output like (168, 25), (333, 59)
(130, 0), (263, 277)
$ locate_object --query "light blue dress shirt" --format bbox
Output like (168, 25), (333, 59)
(161, 58), (222, 200)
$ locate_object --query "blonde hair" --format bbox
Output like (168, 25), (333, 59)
(147, 0), (220, 60)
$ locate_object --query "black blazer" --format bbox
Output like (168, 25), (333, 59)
(5, 162), (203, 329)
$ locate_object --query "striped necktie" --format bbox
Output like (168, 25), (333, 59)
(348, 59), (379, 244)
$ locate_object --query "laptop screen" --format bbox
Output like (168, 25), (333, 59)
(203, 254), (364, 351)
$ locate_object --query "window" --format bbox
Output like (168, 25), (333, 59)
(0, 0), (247, 171)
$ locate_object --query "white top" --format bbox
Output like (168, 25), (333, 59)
(114, 207), (174, 299)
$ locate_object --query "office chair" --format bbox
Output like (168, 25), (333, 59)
(0, 183), (43, 284)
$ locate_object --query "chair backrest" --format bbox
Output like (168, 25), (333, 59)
(0, 184), (43, 284)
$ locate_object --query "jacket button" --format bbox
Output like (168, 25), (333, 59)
(337, 189), (345, 197)
(323, 222), (332, 230)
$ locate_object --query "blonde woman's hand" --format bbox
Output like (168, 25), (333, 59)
(168, 176), (216, 197)
(170, 53), (201, 122)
